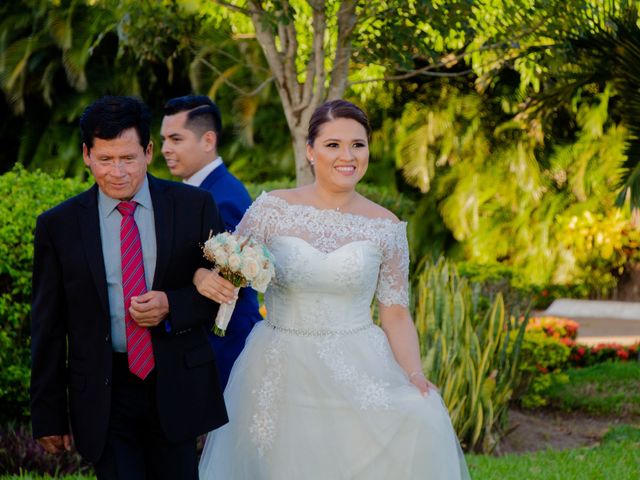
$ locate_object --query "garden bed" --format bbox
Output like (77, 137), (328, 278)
(499, 408), (637, 454)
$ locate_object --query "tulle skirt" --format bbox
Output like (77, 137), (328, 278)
(199, 321), (470, 479)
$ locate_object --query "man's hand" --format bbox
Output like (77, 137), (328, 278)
(130, 291), (169, 327)
(37, 434), (72, 454)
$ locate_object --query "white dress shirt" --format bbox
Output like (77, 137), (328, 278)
(183, 157), (224, 187)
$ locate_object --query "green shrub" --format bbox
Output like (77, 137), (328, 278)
(457, 261), (536, 313)
(0, 165), (90, 422)
(413, 258), (527, 453)
(457, 261), (592, 311)
(355, 183), (417, 222)
(509, 330), (571, 408)
(247, 181), (417, 222)
(557, 210), (640, 297)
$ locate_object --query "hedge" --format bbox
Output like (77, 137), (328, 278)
(0, 166), (415, 423)
(0, 165), (91, 422)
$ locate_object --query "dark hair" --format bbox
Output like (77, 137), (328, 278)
(163, 95), (222, 139)
(307, 99), (371, 146)
(80, 96), (152, 151)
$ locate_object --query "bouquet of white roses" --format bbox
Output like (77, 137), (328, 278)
(202, 232), (275, 336)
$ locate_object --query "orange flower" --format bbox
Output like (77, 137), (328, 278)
(560, 338), (575, 347)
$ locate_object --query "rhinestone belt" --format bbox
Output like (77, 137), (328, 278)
(265, 319), (373, 337)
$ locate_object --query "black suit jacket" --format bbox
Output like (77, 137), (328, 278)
(30, 174), (228, 462)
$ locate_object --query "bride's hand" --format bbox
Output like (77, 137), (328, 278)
(409, 371), (438, 397)
(193, 268), (238, 305)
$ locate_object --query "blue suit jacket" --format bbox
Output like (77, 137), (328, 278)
(199, 163), (262, 389)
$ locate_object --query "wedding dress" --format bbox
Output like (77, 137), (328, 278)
(199, 193), (470, 479)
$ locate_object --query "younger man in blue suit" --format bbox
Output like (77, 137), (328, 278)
(160, 95), (262, 389)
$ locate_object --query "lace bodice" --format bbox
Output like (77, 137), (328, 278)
(236, 193), (410, 315)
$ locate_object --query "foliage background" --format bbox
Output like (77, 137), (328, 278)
(3, 0), (639, 293)
(2, 0), (640, 466)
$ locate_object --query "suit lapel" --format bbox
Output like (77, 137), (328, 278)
(77, 185), (109, 315)
(149, 175), (173, 289)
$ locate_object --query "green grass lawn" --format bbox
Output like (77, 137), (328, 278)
(467, 426), (640, 479)
(3, 427), (638, 480)
(2, 439), (639, 479)
(545, 360), (640, 416)
(3, 428), (639, 480)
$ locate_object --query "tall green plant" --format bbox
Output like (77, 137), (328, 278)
(413, 259), (527, 453)
(0, 165), (90, 421)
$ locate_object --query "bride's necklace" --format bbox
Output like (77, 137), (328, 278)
(321, 193), (357, 212)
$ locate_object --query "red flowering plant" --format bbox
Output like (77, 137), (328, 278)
(570, 341), (640, 367)
(570, 345), (588, 364)
(528, 317), (639, 366)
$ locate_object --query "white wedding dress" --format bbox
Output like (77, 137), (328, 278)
(199, 193), (470, 480)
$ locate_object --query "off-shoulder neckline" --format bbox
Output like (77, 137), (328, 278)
(257, 191), (407, 227)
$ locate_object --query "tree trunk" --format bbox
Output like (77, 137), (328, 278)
(292, 130), (314, 185)
(613, 263), (640, 301)
(215, 0), (356, 185)
(282, 94), (319, 186)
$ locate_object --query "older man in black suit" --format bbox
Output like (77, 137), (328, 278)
(30, 96), (232, 479)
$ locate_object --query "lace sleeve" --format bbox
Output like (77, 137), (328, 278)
(375, 221), (410, 307)
(234, 192), (281, 244)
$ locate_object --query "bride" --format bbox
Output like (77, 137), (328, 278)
(195, 100), (470, 479)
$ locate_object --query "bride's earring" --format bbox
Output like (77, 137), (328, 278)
(309, 157), (315, 165)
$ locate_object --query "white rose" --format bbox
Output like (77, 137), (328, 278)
(204, 238), (217, 252)
(242, 246), (258, 259)
(215, 232), (229, 244)
(227, 234), (239, 247)
(213, 247), (228, 267)
(228, 253), (242, 271)
(251, 269), (271, 293)
(240, 257), (260, 280)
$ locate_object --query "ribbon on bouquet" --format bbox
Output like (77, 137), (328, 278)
(213, 287), (240, 337)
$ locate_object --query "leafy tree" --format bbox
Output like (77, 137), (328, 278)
(0, 0), (298, 181)
(210, 0), (481, 184)
(465, 0), (640, 206)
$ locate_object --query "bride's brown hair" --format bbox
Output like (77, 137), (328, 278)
(307, 100), (371, 146)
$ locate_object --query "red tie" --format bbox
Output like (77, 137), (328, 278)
(117, 201), (155, 380)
